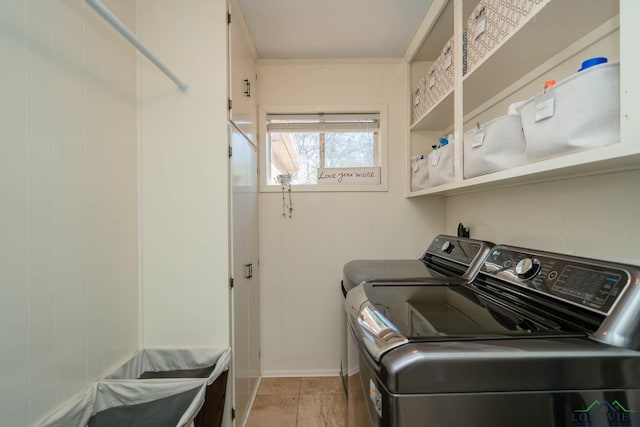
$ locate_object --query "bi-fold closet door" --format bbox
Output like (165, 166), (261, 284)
(230, 123), (260, 426)
(228, 0), (260, 424)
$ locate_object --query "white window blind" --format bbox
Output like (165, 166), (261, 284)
(267, 113), (380, 133)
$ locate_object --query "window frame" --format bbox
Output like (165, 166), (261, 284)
(259, 105), (389, 193)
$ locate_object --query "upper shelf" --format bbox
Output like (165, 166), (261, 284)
(462, 0), (619, 115)
(407, 141), (639, 197)
(410, 90), (454, 130)
(408, 0), (454, 62)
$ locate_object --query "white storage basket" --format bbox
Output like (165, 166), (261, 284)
(464, 115), (526, 178)
(423, 62), (439, 113)
(411, 77), (428, 124)
(520, 62), (620, 162)
(427, 144), (454, 187)
(466, 0), (545, 74)
(419, 36), (455, 119)
(439, 36), (455, 97)
(411, 155), (430, 191)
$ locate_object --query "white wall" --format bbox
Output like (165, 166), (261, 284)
(257, 61), (445, 376)
(446, 170), (640, 265)
(138, 0), (230, 347)
(0, 0), (139, 425)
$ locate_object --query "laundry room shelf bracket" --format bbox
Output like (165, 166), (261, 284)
(85, 0), (191, 93)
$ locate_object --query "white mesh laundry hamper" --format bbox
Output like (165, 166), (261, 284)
(104, 347), (230, 383)
(104, 347), (231, 427)
(39, 379), (208, 427)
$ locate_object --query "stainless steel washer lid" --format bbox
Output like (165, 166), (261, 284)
(343, 259), (438, 292)
(347, 282), (586, 362)
(378, 339), (640, 394)
(358, 283), (582, 341)
(342, 235), (493, 292)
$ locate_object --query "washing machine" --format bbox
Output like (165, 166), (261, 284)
(340, 234), (494, 426)
(347, 244), (640, 426)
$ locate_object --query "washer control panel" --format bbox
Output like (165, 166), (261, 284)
(481, 246), (630, 315)
(424, 235), (485, 265)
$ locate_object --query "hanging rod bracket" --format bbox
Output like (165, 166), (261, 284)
(85, 0), (190, 93)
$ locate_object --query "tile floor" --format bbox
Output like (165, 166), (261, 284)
(245, 377), (346, 427)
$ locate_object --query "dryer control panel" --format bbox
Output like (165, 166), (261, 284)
(481, 246), (631, 315)
(422, 235), (493, 269)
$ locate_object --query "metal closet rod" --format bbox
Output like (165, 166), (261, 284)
(85, 0), (190, 93)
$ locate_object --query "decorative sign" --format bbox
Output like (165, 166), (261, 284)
(317, 167), (381, 185)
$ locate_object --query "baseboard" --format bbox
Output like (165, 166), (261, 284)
(261, 369), (341, 377)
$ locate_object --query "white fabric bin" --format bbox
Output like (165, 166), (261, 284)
(39, 379), (207, 427)
(464, 114), (526, 178)
(520, 62), (620, 162)
(427, 144), (454, 187)
(411, 155), (429, 191)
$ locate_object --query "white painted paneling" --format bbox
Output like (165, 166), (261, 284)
(1, 0), (139, 424)
(25, 1), (57, 421)
(85, 0), (109, 384)
(139, 0), (230, 347)
(445, 170), (640, 266)
(258, 61), (445, 375)
(84, 0), (139, 381)
(0, 1), (29, 425)
(52, 0), (89, 403)
(561, 173), (631, 260)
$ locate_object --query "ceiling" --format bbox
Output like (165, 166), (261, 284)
(235, 0), (434, 59)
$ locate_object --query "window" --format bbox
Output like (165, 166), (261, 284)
(266, 112), (383, 188)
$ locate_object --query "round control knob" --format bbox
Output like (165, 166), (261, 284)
(515, 258), (540, 279)
(441, 241), (455, 254)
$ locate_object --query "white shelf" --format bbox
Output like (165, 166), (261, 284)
(406, 0), (453, 62)
(406, 0), (628, 198)
(462, 0), (619, 115)
(408, 142), (640, 197)
(410, 90), (454, 131)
